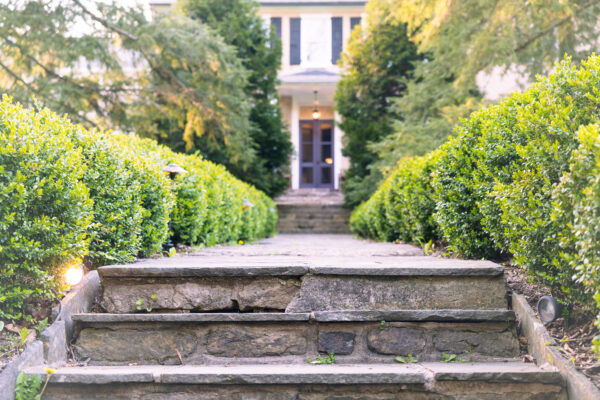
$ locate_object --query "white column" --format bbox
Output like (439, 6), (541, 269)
(334, 111), (343, 190)
(291, 97), (300, 190)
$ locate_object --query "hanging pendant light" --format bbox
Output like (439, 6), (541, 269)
(312, 90), (321, 120)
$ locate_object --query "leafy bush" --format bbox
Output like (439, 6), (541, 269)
(353, 55), (600, 356)
(108, 135), (175, 258)
(0, 98), (93, 320)
(0, 98), (276, 322)
(554, 124), (600, 350)
(72, 131), (144, 268)
(434, 56), (600, 297)
(350, 152), (440, 244)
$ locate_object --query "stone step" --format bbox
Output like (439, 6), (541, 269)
(27, 363), (566, 400)
(276, 204), (351, 233)
(70, 311), (520, 365)
(98, 257), (508, 313)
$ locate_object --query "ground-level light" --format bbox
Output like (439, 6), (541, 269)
(65, 265), (84, 286)
(537, 295), (563, 324)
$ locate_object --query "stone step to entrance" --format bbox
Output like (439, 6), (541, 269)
(97, 257), (508, 313)
(27, 363), (567, 400)
(276, 204), (351, 233)
(70, 311), (520, 365)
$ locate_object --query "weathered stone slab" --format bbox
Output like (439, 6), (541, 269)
(73, 313), (310, 323)
(32, 364), (567, 400)
(70, 318), (520, 364)
(312, 310), (515, 322)
(73, 328), (197, 365)
(367, 327), (426, 355)
(287, 275), (507, 312)
(310, 258), (504, 276)
(99, 264), (309, 278)
(206, 326), (308, 357)
(432, 329), (519, 357)
(317, 332), (355, 355)
(101, 277), (301, 313)
(426, 362), (563, 384)
(235, 278), (301, 311)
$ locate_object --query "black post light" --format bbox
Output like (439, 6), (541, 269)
(162, 163), (188, 253)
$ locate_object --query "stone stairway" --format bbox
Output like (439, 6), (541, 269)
(276, 189), (351, 233)
(27, 235), (567, 399)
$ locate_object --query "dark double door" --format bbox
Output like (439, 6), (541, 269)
(300, 120), (334, 188)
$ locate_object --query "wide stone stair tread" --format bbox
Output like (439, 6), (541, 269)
(26, 362), (562, 385)
(98, 256), (504, 277)
(71, 310), (515, 324)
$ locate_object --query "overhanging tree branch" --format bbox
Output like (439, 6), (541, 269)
(514, 0), (600, 53)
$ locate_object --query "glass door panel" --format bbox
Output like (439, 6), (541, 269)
(299, 120), (334, 188)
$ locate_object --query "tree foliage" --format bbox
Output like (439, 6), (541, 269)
(367, 0), (600, 180)
(0, 0), (266, 183)
(335, 0), (420, 206)
(181, 0), (292, 197)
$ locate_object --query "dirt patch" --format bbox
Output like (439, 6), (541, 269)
(504, 263), (600, 388)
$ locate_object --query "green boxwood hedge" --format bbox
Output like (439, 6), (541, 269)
(0, 97), (276, 321)
(350, 151), (440, 245)
(351, 55), (600, 354)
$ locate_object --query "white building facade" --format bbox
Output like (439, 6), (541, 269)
(150, 0), (366, 190)
(258, 0), (365, 190)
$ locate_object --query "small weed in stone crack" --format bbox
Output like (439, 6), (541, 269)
(441, 352), (467, 363)
(395, 354), (418, 363)
(307, 353), (335, 365)
(136, 294), (159, 313)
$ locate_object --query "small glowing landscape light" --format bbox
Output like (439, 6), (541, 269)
(537, 295), (563, 324)
(162, 163), (188, 180)
(65, 265), (84, 286)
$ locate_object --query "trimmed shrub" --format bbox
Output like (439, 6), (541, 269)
(554, 124), (600, 349)
(350, 152), (440, 245)
(434, 56), (600, 298)
(352, 55), (600, 357)
(108, 134), (175, 258)
(0, 98), (93, 320)
(71, 131), (144, 268)
(0, 97), (276, 322)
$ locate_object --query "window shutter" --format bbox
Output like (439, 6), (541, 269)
(350, 17), (361, 32)
(270, 17), (282, 39)
(290, 17), (301, 65)
(331, 17), (343, 64)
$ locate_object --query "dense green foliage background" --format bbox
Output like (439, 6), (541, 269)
(0, 97), (276, 322)
(181, 0), (292, 197)
(335, 0), (419, 206)
(340, 0), (600, 204)
(0, 0), (290, 197)
(350, 56), (600, 356)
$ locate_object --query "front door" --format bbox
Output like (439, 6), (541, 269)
(300, 120), (334, 188)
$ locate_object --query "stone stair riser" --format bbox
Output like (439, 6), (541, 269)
(40, 382), (567, 400)
(72, 321), (520, 365)
(100, 275), (507, 313)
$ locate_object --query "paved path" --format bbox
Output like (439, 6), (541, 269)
(108, 234), (503, 274)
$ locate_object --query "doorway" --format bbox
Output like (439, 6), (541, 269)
(299, 119), (334, 188)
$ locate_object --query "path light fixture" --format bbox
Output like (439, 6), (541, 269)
(163, 163), (188, 180)
(162, 163), (188, 253)
(242, 198), (254, 211)
(537, 295), (563, 324)
(312, 90), (321, 120)
(64, 264), (84, 286)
